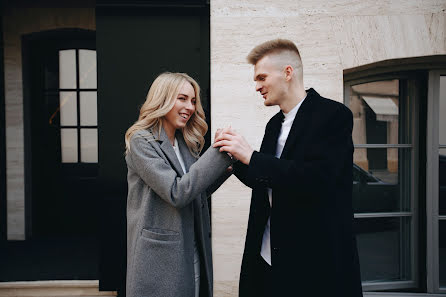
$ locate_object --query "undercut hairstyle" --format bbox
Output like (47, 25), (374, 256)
(247, 38), (302, 66)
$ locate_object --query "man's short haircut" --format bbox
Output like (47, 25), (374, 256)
(247, 39), (302, 65)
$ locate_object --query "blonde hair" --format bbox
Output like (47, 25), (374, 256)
(247, 38), (302, 66)
(125, 72), (208, 156)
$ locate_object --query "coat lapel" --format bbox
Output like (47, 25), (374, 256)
(261, 112), (284, 155)
(280, 89), (316, 158)
(157, 127), (185, 176)
(176, 130), (197, 173)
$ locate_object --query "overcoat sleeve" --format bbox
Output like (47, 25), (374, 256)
(128, 133), (232, 208)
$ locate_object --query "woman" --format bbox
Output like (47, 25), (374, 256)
(125, 72), (232, 297)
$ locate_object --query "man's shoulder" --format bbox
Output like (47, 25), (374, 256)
(310, 90), (352, 117)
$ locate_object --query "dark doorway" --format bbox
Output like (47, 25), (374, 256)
(0, 29), (99, 281)
(96, 2), (210, 295)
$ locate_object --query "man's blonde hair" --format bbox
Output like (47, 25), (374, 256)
(247, 38), (302, 66)
(125, 72), (207, 157)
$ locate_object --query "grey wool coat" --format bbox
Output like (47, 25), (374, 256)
(125, 127), (232, 297)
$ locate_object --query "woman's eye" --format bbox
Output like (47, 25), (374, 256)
(192, 100), (196, 105)
(178, 97), (186, 100)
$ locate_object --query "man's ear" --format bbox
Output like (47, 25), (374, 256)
(284, 65), (293, 81)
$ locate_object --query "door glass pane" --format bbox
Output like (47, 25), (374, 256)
(61, 128), (78, 163)
(440, 76), (446, 215)
(59, 92), (77, 126)
(80, 92), (97, 126)
(356, 217), (411, 282)
(440, 220), (446, 288)
(353, 148), (411, 213)
(441, 153), (446, 216)
(80, 129), (98, 163)
(79, 49), (97, 89)
(350, 80), (400, 145)
(59, 50), (76, 89)
(439, 76), (445, 145)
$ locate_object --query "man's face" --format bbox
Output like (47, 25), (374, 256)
(253, 55), (287, 107)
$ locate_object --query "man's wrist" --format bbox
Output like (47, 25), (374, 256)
(244, 149), (254, 165)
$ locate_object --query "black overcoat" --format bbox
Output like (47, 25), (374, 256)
(235, 89), (363, 297)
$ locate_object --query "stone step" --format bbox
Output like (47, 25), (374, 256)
(0, 281), (117, 297)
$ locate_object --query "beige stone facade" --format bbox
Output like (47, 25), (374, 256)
(210, 1), (446, 295)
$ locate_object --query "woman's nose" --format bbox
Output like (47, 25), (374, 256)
(185, 100), (195, 111)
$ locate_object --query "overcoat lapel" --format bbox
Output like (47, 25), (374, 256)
(261, 112), (284, 155)
(280, 90), (315, 158)
(157, 127), (185, 176)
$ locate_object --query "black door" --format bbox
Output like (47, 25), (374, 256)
(0, 29), (100, 281)
(96, 2), (210, 295)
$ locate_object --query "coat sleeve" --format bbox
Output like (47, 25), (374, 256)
(128, 134), (232, 208)
(242, 105), (353, 198)
(204, 168), (233, 198)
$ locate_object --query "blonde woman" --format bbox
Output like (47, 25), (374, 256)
(125, 72), (232, 297)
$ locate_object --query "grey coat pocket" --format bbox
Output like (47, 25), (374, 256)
(141, 228), (180, 241)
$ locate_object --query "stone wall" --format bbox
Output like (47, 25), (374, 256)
(210, 1), (446, 295)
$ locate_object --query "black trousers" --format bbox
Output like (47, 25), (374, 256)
(249, 254), (272, 297)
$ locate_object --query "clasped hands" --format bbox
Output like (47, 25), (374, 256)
(213, 127), (254, 165)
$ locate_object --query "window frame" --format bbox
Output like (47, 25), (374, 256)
(345, 72), (421, 291)
(426, 69), (446, 294)
(344, 55), (446, 294)
(57, 48), (98, 164)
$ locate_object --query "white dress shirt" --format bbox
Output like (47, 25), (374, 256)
(260, 95), (306, 265)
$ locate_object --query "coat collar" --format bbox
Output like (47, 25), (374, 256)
(156, 126), (195, 176)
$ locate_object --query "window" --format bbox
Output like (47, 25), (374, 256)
(346, 77), (418, 291)
(344, 56), (446, 294)
(57, 49), (98, 163)
(427, 70), (446, 293)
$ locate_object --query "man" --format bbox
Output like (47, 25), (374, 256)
(214, 39), (363, 297)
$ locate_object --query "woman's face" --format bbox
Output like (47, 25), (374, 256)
(164, 82), (196, 131)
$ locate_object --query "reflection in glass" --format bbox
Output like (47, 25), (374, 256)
(79, 50), (97, 89)
(353, 148), (411, 213)
(356, 217), (411, 282)
(80, 92), (97, 126)
(59, 92), (77, 126)
(59, 50), (76, 89)
(350, 80), (399, 145)
(440, 154), (446, 215)
(439, 76), (445, 145)
(61, 128), (78, 163)
(81, 129), (98, 163)
(440, 221), (446, 287)
(440, 76), (446, 216)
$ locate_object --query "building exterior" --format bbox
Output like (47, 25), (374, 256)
(0, 0), (445, 296)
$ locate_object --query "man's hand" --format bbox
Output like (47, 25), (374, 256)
(213, 128), (254, 165)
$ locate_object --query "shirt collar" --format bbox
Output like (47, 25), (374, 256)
(282, 94), (307, 121)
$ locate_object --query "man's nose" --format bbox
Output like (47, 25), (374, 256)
(255, 82), (262, 92)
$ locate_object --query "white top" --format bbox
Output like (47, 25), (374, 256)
(261, 95), (306, 265)
(173, 138), (200, 297)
